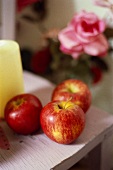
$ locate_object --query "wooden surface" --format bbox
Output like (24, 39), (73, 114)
(0, 71), (113, 170)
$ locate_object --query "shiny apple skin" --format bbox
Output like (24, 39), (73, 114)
(51, 79), (92, 113)
(5, 93), (43, 135)
(40, 100), (85, 144)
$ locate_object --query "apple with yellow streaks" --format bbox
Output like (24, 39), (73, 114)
(51, 79), (92, 113)
(40, 100), (85, 144)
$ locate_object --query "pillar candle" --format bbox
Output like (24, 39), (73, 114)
(0, 40), (24, 118)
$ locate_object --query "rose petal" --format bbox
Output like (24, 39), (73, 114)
(58, 26), (81, 49)
(60, 45), (83, 58)
(83, 34), (109, 56)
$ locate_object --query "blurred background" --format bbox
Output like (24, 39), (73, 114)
(0, 0), (113, 114)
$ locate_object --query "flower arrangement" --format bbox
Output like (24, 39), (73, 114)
(43, 11), (110, 84)
(17, 0), (112, 85)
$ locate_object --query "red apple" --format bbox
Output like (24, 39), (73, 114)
(4, 93), (43, 135)
(51, 79), (91, 113)
(40, 100), (85, 144)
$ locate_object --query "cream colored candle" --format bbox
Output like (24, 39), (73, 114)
(0, 40), (24, 118)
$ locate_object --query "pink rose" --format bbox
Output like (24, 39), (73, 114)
(58, 10), (109, 58)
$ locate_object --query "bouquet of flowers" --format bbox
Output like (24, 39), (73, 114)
(17, 0), (112, 85)
(37, 10), (110, 85)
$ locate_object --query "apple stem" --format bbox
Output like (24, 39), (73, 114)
(58, 105), (62, 109)
(63, 97), (73, 109)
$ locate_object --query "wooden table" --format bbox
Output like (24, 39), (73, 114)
(0, 71), (113, 170)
